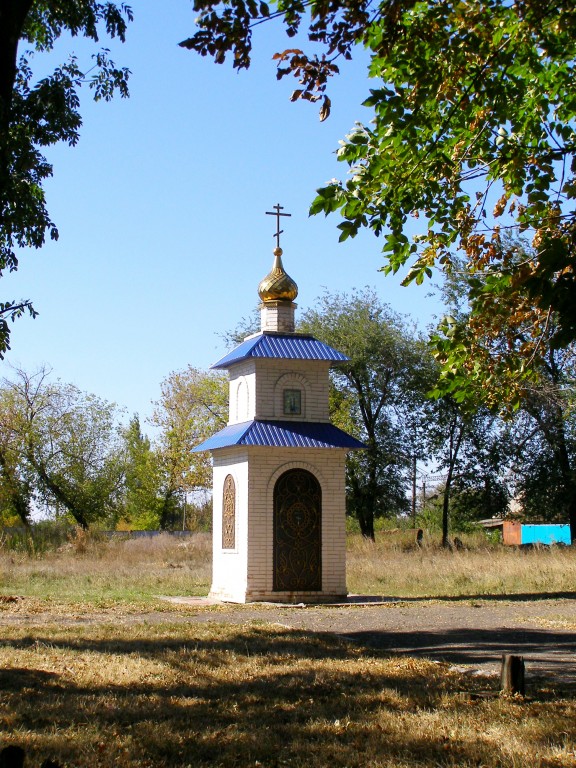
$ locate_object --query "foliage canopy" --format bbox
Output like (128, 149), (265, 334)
(300, 289), (434, 538)
(182, 0), (576, 406)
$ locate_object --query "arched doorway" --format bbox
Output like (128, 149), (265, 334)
(273, 468), (321, 591)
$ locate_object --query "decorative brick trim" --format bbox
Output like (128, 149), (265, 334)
(266, 459), (325, 498)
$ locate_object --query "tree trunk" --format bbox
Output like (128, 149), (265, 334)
(348, 467), (376, 540)
(26, 451), (89, 529)
(159, 491), (175, 531)
(358, 508), (375, 541)
(442, 413), (465, 549)
(442, 477), (451, 549)
(0, 0), (35, 200)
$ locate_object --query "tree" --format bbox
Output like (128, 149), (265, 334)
(0, 406), (32, 527)
(0, 2), (132, 355)
(121, 414), (164, 530)
(0, 367), (125, 528)
(434, 240), (576, 539)
(425, 398), (511, 546)
(299, 288), (434, 539)
(182, 0), (576, 405)
(151, 366), (227, 530)
(510, 342), (576, 539)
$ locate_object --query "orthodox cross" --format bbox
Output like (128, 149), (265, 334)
(266, 203), (291, 248)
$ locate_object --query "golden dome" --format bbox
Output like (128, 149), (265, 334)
(258, 247), (298, 302)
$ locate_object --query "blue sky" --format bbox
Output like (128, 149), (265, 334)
(4, 2), (443, 425)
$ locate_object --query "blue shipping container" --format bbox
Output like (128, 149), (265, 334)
(521, 524), (571, 546)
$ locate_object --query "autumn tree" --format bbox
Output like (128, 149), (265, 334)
(433, 241), (576, 538)
(182, 0), (576, 406)
(0, 1), (132, 354)
(151, 366), (227, 530)
(300, 289), (434, 539)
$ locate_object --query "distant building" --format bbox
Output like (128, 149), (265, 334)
(480, 519), (571, 546)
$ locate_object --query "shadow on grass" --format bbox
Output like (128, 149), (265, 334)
(340, 625), (576, 676)
(1, 625), (575, 767)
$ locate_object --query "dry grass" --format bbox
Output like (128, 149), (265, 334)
(347, 533), (576, 598)
(1, 533), (576, 766)
(0, 533), (212, 606)
(3, 531), (576, 604)
(0, 619), (575, 767)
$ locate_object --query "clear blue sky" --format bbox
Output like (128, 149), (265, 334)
(4, 2), (443, 425)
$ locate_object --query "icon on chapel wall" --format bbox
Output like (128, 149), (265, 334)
(283, 388), (302, 415)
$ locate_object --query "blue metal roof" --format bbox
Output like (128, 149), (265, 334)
(193, 420), (366, 452)
(211, 333), (349, 369)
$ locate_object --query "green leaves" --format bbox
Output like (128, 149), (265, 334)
(0, 367), (126, 529)
(299, 288), (436, 537)
(181, 0), (576, 410)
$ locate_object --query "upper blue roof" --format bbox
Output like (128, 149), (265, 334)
(211, 333), (349, 369)
(193, 420), (366, 452)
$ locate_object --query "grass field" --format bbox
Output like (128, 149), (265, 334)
(3, 530), (576, 604)
(1, 532), (576, 767)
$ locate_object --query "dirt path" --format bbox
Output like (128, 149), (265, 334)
(156, 594), (576, 686)
(3, 594), (576, 687)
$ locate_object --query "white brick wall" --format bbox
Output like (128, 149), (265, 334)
(211, 445), (348, 603)
(260, 301), (296, 333)
(210, 450), (250, 602)
(228, 358), (331, 425)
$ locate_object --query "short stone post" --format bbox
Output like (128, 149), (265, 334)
(500, 654), (525, 696)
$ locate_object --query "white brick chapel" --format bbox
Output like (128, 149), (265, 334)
(193, 207), (364, 603)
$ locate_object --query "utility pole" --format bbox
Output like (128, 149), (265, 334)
(411, 455), (417, 527)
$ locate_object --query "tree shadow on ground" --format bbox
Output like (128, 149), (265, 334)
(339, 625), (576, 683)
(0, 625), (575, 767)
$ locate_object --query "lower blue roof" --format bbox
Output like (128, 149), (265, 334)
(193, 420), (366, 452)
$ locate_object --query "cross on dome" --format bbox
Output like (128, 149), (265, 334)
(265, 203), (291, 249)
(258, 203), (298, 305)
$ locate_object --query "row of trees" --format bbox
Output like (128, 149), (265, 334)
(0, 365), (226, 532)
(2, 3), (575, 541)
(299, 288), (576, 541)
(2, 288), (573, 542)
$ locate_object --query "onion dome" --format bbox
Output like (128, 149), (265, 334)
(258, 247), (298, 302)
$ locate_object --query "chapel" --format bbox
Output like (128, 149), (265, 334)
(193, 207), (364, 603)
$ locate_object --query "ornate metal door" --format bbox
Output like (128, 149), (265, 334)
(273, 469), (321, 591)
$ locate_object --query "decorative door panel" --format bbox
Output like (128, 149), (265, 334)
(222, 475), (236, 549)
(273, 469), (321, 591)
